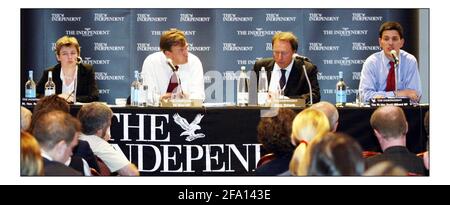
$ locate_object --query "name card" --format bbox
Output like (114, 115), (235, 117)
(160, 99), (203, 107)
(269, 98), (306, 108)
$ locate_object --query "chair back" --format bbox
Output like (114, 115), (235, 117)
(257, 153), (276, 168)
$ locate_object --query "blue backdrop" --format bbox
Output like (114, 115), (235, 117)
(21, 9), (422, 104)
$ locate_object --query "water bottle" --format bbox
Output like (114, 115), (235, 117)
(258, 67), (268, 106)
(25, 70), (36, 98)
(130, 70), (141, 106)
(140, 85), (148, 107)
(44, 71), (56, 96)
(237, 66), (249, 106)
(336, 71), (347, 107)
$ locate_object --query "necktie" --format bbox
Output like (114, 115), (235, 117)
(166, 66), (180, 93)
(279, 69), (287, 90)
(385, 61), (396, 91)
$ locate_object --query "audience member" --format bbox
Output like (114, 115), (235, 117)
(30, 95), (99, 173)
(20, 106), (32, 131)
(21, 131), (44, 176)
(311, 101), (339, 132)
(32, 110), (82, 176)
(255, 108), (296, 175)
(367, 105), (426, 175)
(364, 161), (408, 176)
(288, 108), (330, 176)
(77, 102), (140, 176)
(300, 132), (365, 176)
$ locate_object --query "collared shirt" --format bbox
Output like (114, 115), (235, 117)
(268, 59), (294, 93)
(141, 51), (205, 100)
(359, 50), (422, 102)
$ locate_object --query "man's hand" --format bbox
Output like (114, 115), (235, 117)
(397, 89), (419, 102)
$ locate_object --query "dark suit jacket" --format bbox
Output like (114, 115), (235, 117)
(253, 57), (320, 103)
(366, 146), (426, 175)
(255, 153), (292, 176)
(43, 158), (83, 176)
(36, 63), (99, 102)
(72, 140), (100, 172)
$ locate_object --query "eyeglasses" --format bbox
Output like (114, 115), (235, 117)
(272, 51), (290, 56)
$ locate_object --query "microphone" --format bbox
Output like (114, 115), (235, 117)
(390, 50), (399, 92)
(293, 53), (310, 62)
(293, 53), (313, 105)
(390, 50), (399, 65)
(166, 58), (178, 72)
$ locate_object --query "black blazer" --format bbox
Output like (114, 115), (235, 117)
(365, 146), (426, 175)
(43, 158), (83, 176)
(73, 140), (100, 172)
(36, 63), (99, 103)
(253, 57), (320, 103)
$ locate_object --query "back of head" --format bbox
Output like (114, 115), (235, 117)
(379, 21), (404, 39)
(77, 102), (113, 135)
(34, 95), (70, 114)
(306, 132), (364, 176)
(291, 108), (330, 144)
(257, 108), (296, 156)
(160, 28), (187, 52)
(21, 106), (32, 131)
(272, 32), (298, 52)
(30, 95), (71, 132)
(32, 110), (80, 151)
(21, 131), (43, 176)
(364, 161), (408, 176)
(311, 101), (339, 131)
(370, 105), (407, 139)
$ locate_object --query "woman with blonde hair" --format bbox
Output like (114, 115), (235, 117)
(21, 131), (44, 176)
(289, 108), (330, 176)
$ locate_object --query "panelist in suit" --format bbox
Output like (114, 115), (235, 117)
(358, 21), (421, 102)
(36, 35), (99, 103)
(253, 32), (320, 103)
(141, 28), (205, 101)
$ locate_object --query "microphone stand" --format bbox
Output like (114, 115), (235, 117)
(302, 63), (313, 106)
(294, 53), (313, 105)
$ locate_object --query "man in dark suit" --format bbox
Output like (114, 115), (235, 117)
(366, 105), (426, 175)
(32, 110), (82, 176)
(253, 32), (320, 103)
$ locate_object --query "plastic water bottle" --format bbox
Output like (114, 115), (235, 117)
(140, 85), (148, 107)
(44, 71), (56, 96)
(25, 70), (36, 98)
(336, 71), (347, 107)
(258, 67), (268, 106)
(130, 70), (141, 106)
(237, 66), (249, 106)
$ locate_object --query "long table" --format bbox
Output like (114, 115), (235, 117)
(63, 105), (429, 176)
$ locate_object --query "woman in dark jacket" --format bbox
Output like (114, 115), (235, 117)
(37, 35), (99, 103)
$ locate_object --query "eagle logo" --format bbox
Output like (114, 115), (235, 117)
(173, 113), (205, 141)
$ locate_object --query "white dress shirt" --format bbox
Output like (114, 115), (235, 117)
(268, 59), (294, 94)
(141, 51), (205, 100)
